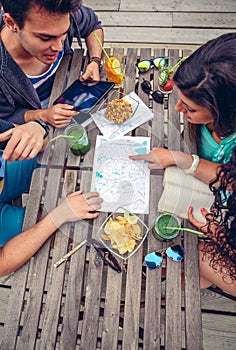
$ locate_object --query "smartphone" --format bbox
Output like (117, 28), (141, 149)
(53, 79), (115, 113)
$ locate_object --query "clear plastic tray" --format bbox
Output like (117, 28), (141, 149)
(96, 206), (149, 260)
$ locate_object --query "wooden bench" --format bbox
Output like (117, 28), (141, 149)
(83, 0), (236, 49)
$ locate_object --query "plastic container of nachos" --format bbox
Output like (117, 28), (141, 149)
(97, 90), (140, 124)
(96, 206), (149, 260)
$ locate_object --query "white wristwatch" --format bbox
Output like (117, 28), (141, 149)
(184, 154), (200, 174)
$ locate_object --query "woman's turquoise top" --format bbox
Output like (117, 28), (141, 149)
(197, 124), (236, 164)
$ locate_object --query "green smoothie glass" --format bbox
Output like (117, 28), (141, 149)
(152, 213), (181, 241)
(64, 124), (90, 156)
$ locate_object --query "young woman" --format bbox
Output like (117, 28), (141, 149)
(188, 146), (236, 296)
(130, 33), (236, 184)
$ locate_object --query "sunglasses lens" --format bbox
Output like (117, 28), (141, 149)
(153, 57), (167, 69)
(166, 245), (184, 262)
(137, 60), (151, 72)
(145, 252), (162, 269)
(141, 80), (152, 94)
(108, 252), (122, 273)
(152, 90), (164, 104)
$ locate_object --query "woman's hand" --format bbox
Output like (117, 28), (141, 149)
(188, 206), (221, 241)
(188, 206), (208, 232)
(129, 148), (194, 170)
(129, 148), (177, 169)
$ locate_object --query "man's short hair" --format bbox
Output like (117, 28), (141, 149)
(1, 0), (82, 28)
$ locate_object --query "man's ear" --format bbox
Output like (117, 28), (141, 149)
(3, 13), (18, 32)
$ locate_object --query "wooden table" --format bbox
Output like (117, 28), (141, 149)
(0, 48), (203, 350)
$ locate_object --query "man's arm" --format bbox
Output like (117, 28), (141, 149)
(71, 5), (103, 81)
(0, 191), (102, 276)
(81, 28), (103, 81)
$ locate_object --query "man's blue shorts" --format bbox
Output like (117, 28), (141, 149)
(0, 156), (38, 247)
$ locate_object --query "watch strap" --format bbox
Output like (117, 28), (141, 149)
(89, 56), (102, 72)
(33, 119), (50, 139)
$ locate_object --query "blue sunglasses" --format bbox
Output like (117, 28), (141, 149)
(145, 245), (184, 269)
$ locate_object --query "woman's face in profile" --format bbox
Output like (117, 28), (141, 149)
(175, 89), (214, 127)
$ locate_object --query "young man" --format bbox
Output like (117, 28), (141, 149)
(0, 0), (104, 129)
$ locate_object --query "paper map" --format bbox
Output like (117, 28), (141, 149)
(91, 135), (150, 214)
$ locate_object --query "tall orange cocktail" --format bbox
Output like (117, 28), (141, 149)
(105, 54), (125, 87)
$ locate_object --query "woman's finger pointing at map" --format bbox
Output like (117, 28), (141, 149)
(129, 148), (176, 169)
(129, 154), (148, 161)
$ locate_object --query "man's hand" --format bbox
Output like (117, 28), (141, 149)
(25, 104), (78, 128)
(80, 61), (100, 81)
(0, 122), (47, 162)
(49, 190), (103, 227)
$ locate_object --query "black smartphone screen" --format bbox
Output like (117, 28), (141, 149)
(53, 79), (115, 112)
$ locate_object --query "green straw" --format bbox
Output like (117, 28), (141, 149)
(168, 56), (189, 73)
(50, 134), (76, 142)
(164, 226), (207, 237)
(93, 32), (111, 62)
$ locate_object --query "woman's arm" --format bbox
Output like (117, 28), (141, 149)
(129, 148), (221, 184)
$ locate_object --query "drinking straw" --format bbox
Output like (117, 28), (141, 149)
(50, 134), (76, 142)
(164, 226), (207, 237)
(93, 32), (111, 62)
(168, 56), (189, 73)
(54, 239), (87, 268)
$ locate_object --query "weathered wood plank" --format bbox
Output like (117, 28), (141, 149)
(83, 0), (120, 11)
(36, 170), (78, 350)
(79, 215), (105, 350)
(143, 173), (163, 350)
(100, 261), (123, 350)
(102, 27), (234, 45)
(200, 289), (236, 312)
(202, 313), (236, 350)
(15, 168), (62, 350)
(97, 12), (172, 27)
(119, 0), (236, 12)
(122, 246), (143, 350)
(97, 12), (236, 28)
(173, 12), (236, 28)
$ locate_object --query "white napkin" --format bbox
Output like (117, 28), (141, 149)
(91, 91), (154, 140)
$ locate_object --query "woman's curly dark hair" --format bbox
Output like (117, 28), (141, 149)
(201, 146), (236, 282)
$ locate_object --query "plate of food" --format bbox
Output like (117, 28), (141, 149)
(91, 91), (154, 140)
(96, 206), (149, 260)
